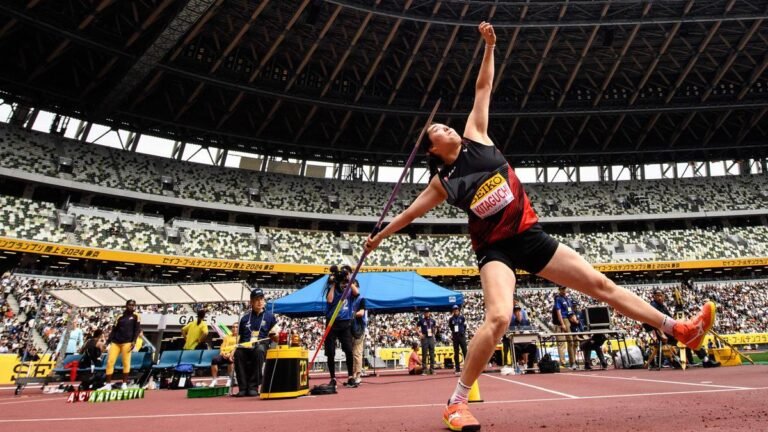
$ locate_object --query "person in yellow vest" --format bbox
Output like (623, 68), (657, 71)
(102, 300), (141, 390)
(209, 324), (238, 387)
(182, 309), (209, 350)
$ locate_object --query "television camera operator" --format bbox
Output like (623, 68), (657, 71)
(324, 265), (359, 388)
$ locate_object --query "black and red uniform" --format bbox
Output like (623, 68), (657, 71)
(438, 138), (558, 273)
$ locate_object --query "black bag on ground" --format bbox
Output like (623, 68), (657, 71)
(79, 372), (107, 390)
(538, 354), (560, 374)
(310, 383), (337, 395)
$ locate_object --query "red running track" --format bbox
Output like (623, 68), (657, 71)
(1, 366), (767, 432)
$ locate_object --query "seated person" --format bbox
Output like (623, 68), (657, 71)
(580, 333), (608, 370)
(234, 289), (277, 397)
(79, 329), (106, 370)
(641, 290), (720, 368)
(408, 342), (423, 375)
(509, 306), (538, 371)
(210, 324), (238, 387)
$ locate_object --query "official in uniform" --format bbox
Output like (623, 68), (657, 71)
(234, 289), (277, 397)
(350, 290), (367, 387)
(416, 308), (437, 375)
(448, 305), (467, 374)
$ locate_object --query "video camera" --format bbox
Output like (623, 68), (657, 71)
(327, 264), (353, 293)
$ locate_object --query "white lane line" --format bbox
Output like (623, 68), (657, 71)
(0, 387), (766, 424)
(563, 373), (752, 390)
(0, 397), (62, 406)
(482, 373), (580, 398)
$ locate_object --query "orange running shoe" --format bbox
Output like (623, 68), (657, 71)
(443, 402), (481, 432)
(673, 301), (716, 350)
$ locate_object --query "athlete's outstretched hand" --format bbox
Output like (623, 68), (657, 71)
(479, 21), (496, 46)
(363, 234), (381, 254)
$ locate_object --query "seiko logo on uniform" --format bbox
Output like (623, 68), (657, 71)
(470, 173), (514, 218)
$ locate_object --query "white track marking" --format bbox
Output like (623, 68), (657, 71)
(483, 373), (579, 398)
(0, 397), (62, 406)
(563, 373), (752, 390)
(0, 387), (767, 424)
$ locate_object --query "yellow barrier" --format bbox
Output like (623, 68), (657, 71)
(1, 236), (767, 276)
(0, 354), (55, 385)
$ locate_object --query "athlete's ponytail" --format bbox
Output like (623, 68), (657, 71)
(426, 154), (441, 179)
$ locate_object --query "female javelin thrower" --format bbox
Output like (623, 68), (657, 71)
(364, 22), (716, 432)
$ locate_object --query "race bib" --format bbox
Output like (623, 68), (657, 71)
(470, 173), (514, 219)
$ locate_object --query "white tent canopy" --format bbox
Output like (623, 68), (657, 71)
(49, 281), (251, 308)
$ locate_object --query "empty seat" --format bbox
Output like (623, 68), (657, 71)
(194, 349), (220, 369)
(151, 350), (183, 371)
(178, 350), (203, 366)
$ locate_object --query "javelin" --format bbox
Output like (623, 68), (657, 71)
(308, 98), (442, 372)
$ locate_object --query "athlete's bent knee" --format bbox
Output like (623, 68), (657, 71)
(486, 313), (510, 338)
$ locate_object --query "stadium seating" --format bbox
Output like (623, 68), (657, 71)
(2, 191), (768, 267)
(2, 123), (767, 220)
(152, 350), (183, 371)
(194, 349), (221, 370)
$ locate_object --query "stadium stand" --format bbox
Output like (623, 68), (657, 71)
(2, 124), (767, 220)
(2, 193), (768, 266)
(3, 273), (767, 357)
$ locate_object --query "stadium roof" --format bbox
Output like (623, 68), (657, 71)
(49, 281), (251, 307)
(1, 0), (767, 166)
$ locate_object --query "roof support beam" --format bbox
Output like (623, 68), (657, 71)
(294, 1), (382, 143)
(633, 112), (661, 151)
(256, 4), (343, 136)
(701, 110), (732, 147)
(593, 2), (652, 107)
(449, 5), (498, 110)
(360, 1), (444, 150)
(27, 0), (116, 81)
(520, 3), (566, 110)
(629, 0), (694, 105)
(700, 12), (763, 103)
(665, 1), (737, 104)
(98, 0), (218, 115)
(174, 0), (269, 120)
(214, 0), (311, 128)
(735, 107), (768, 145)
(668, 111), (697, 148)
(556, 3), (606, 108)
(321, 0), (768, 29)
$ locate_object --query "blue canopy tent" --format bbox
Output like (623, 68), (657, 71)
(270, 272), (463, 317)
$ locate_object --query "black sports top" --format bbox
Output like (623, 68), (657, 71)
(437, 138), (538, 250)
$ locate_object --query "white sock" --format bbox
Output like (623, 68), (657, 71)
(449, 380), (472, 405)
(661, 316), (677, 335)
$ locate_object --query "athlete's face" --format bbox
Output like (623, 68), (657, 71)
(426, 123), (460, 158)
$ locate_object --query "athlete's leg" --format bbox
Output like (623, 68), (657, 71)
(454, 261), (515, 399)
(105, 343), (121, 382)
(537, 244), (668, 326)
(444, 261), (514, 431)
(538, 244), (715, 350)
(120, 343), (132, 383)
